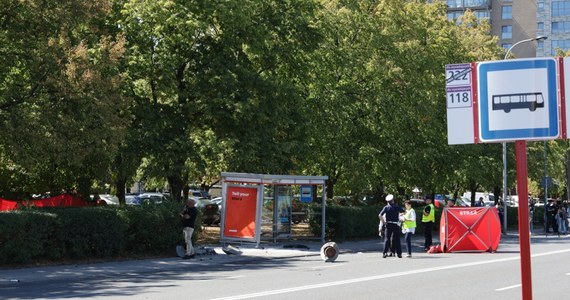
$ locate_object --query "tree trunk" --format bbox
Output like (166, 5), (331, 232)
(493, 186), (501, 205)
(116, 179), (126, 205)
(168, 174), (185, 202)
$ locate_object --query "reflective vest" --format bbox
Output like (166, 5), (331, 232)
(422, 203), (435, 223)
(402, 209), (416, 229)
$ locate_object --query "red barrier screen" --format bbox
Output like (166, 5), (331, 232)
(440, 207), (501, 253)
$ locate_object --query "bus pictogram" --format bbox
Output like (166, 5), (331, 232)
(492, 92), (544, 113)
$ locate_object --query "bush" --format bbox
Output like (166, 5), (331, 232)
(0, 202), (194, 266)
(308, 205), (442, 241)
(0, 210), (61, 264)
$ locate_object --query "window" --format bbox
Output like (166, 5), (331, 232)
(464, 0), (487, 7)
(502, 25), (512, 39)
(502, 43), (513, 50)
(538, 22), (545, 31)
(552, 21), (570, 32)
(475, 11), (490, 20)
(553, 1), (570, 17)
(537, 40), (545, 50)
(447, 0), (462, 8)
(538, 2), (545, 12)
(552, 39), (570, 55)
(502, 6), (512, 19)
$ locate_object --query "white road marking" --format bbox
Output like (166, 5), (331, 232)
(311, 263), (344, 270)
(495, 284), (521, 291)
(209, 248), (570, 300)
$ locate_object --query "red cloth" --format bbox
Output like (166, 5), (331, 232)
(439, 207), (501, 253)
(0, 199), (18, 211)
(0, 194), (89, 211)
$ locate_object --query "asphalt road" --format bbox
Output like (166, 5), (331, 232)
(1, 235), (569, 300)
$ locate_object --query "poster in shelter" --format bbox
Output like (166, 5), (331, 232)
(223, 186), (258, 239)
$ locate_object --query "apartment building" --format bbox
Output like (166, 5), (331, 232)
(434, 1), (570, 59)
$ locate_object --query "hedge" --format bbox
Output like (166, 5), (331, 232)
(309, 204), (525, 242)
(0, 202), (201, 266)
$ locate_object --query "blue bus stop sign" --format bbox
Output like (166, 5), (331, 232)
(477, 58), (559, 142)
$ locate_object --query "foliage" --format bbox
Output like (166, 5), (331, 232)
(0, 0), (128, 197)
(308, 203), (442, 241)
(3, 0), (559, 206)
(0, 203), (189, 266)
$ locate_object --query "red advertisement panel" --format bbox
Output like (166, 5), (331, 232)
(224, 186), (258, 239)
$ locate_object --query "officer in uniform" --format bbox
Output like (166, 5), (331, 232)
(379, 194), (405, 258)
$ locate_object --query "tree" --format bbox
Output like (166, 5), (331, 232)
(0, 0), (127, 198)
(118, 0), (321, 200)
(301, 1), (503, 200)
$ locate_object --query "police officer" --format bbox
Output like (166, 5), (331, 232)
(379, 194), (405, 258)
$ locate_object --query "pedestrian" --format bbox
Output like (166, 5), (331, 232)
(546, 199), (558, 233)
(401, 200), (416, 258)
(529, 197), (535, 233)
(496, 200), (504, 232)
(556, 204), (568, 235)
(180, 198), (198, 259)
(379, 194), (405, 258)
(421, 197), (435, 251)
(446, 198), (456, 208)
(475, 197), (485, 207)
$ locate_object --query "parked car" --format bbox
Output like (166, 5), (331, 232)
(211, 196), (223, 211)
(138, 192), (168, 204)
(125, 194), (142, 205)
(190, 189), (211, 199)
(90, 194), (119, 205)
(454, 197), (471, 207)
(192, 197), (220, 226)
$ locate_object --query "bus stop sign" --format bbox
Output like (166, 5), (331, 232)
(477, 58), (559, 142)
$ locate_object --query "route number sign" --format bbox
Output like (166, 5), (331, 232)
(446, 64), (472, 109)
(446, 63), (475, 144)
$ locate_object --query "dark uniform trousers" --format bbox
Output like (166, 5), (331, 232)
(383, 222), (402, 256)
(424, 221), (433, 250)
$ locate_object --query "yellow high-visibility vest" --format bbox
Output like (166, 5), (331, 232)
(422, 203), (435, 222)
(402, 209), (416, 229)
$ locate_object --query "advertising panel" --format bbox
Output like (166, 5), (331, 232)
(223, 186), (259, 239)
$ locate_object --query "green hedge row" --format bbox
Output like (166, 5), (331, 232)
(0, 202), (199, 266)
(309, 205), (524, 241)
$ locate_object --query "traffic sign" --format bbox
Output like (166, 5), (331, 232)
(446, 63), (475, 145)
(541, 176), (553, 188)
(446, 63), (472, 87)
(477, 58), (559, 142)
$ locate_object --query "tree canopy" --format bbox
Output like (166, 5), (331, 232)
(1, 0), (563, 203)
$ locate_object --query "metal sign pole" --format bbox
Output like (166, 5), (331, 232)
(515, 140), (533, 300)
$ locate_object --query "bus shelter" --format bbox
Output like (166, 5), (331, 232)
(220, 172), (328, 247)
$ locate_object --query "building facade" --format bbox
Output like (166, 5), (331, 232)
(537, 1), (570, 56)
(445, 0), (552, 58)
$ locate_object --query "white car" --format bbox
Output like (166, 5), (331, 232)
(211, 196), (223, 211)
(138, 192), (168, 204)
(91, 194), (119, 205)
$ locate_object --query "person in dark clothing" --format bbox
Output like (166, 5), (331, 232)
(379, 194), (405, 258)
(180, 198), (198, 259)
(546, 200), (558, 233)
(422, 197), (435, 251)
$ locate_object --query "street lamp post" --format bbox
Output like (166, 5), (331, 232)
(502, 35), (547, 235)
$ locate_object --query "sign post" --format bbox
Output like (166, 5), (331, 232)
(515, 140), (532, 300)
(447, 57), (565, 300)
